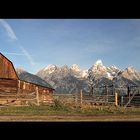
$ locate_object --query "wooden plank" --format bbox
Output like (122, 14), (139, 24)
(0, 98), (36, 101)
(23, 82), (26, 89)
(16, 98), (36, 101)
(0, 87), (17, 93)
(0, 91), (36, 96)
(0, 94), (17, 97)
(80, 90), (83, 105)
(18, 80), (20, 88)
(36, 87), (39, 106)
(0, 80), (17, 87)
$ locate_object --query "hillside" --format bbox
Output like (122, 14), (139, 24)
(16, 68), (53, 88)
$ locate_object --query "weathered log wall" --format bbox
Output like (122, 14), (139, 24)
(0, 78), (54, 95)
(0, 79), (54, 105)
(18, 80), (54, 94)
(0, 79), (18, 94)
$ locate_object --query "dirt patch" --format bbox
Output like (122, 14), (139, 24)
(0, 114), (140, 121)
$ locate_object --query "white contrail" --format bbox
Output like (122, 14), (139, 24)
(0, 19), (35, 66)
(19, 45), (35, 66)
(1, 52), (25, 56)
(0, 19), (17, 40)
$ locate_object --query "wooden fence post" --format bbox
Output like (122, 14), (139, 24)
(105, 85), (108, 102)
(36, 86), (40, 106)
(75, 93), (78, 106)
(80, 90), (83, 105)
(23, 82), (26, 90)
(17, 80), (20, 94)
(127, 86), (130, 106)
(121, 96), (123, 106)
(112, 84), (114, 95)
(115, 92), (118, 106)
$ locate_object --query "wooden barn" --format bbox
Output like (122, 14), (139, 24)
(0, 52), (54, 106)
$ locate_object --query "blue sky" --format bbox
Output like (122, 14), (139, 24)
(0, 19), (140, 73)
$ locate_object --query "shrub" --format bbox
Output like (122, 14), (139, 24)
(53, 99), (69, 111)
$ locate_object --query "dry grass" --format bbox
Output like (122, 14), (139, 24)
(0, 99), (140, 121)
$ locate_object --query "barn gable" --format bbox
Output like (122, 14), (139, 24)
(0, 53), (18, 79)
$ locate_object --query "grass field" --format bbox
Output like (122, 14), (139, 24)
(0, 101), (140, 121)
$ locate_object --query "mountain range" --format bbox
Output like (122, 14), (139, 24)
(16, 60), (140, 94)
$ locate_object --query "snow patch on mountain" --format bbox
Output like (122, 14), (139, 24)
(91, 60), (107, 72)
(82, 70), (88, 78)
(43, 64), (57, 74)
(106, 72), (112, 80)
(110, 65), (118, 70)
(71, 64), (80, 71)
(95, 60), (103, 66)
(126, 66), (135, 73)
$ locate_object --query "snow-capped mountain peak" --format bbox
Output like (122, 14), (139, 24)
(91, 59), (107, 72)
(82, 69), (88, 78)
(42, 64), (58, 74)
(61, 64), (69, 70)
(95, 59), (103, 66)
(71, 64), (80, 71)
(110, 65), (118, 70)
(36, 64), (58, 78)
(44, 64), (57, 71)
(126, 66), (135, 73)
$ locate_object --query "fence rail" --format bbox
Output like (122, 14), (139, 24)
(122, 96), (140, 106)
(0, 87), (40, 106)
(53, 86), (140, 107)
(53, 93), (116, 105)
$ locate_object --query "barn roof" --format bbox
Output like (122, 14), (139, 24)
(17, 70), (54, 89)
(0, 52), (19, 79)
(0, 52), (54, 90)
(19, 79), (55, 90)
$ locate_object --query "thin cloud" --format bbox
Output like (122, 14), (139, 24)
(0, 19), (35, 66)
(1, 52), (25, 56)
(19, 45), (35, 66)
(0, 19), (17, 40)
